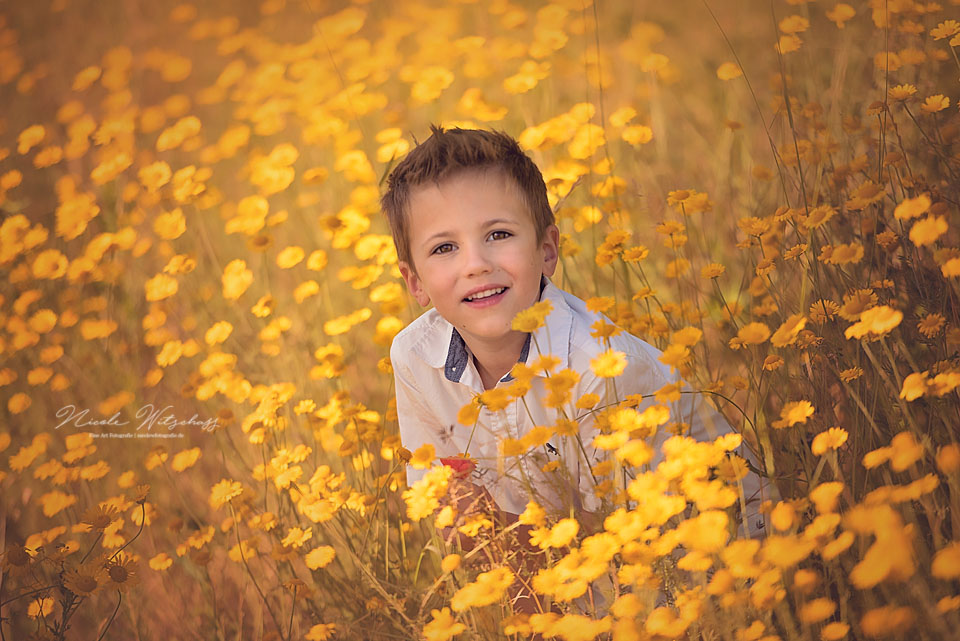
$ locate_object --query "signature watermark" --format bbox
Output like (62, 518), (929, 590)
(55, 403), (220, 438)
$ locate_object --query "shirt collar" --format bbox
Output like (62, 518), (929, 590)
(413, 277), (574, 384)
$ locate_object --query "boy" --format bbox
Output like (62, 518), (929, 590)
(383, 126), (760, 526)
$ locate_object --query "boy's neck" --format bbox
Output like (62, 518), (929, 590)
(468, 330), (528, 390)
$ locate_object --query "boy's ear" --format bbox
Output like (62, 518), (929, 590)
(541, 224), (560, 278)
(399, 261), (431, 306)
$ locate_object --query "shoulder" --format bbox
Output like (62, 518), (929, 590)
(554, 286), (673, 385)
(390, 308), (450, 369)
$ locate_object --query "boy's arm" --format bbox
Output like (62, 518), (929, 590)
(391, 346), (445, 486)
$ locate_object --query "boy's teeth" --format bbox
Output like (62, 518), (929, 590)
(466, 287), (505, 301)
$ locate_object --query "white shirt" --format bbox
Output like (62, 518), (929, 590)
(391, 279), (763, 523)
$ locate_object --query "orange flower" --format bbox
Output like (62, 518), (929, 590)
(771, 400), (814, 429)
(811, 427), (848, 455)
(716, 62), (742, 80)
(737, 322), (771, 345)
(844, 305), (902, 339)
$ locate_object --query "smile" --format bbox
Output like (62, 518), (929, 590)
(464, 287), (507, 302)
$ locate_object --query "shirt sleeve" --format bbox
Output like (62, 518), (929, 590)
(391, 343), (443, 487)
(564, 347), (768, 529)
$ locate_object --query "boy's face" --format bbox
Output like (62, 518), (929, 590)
(399, 168), (559, 353)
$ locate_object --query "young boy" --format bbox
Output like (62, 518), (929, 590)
(383, 126), (760, 526)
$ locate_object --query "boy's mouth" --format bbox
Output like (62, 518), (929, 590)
(463, 286), (507, 303)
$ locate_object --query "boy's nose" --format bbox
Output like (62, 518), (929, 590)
(462, 243), (493, 277)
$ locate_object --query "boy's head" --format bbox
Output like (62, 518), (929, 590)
(381, 126), (554, 272)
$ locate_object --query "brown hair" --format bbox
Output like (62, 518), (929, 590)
(381, 126), (554, 270)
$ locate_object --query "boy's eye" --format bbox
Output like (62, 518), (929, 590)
(489, 230), (512, 241)
(432, 243), (455, 255)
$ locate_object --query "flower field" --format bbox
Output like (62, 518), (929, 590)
(1, 0), (959, 639)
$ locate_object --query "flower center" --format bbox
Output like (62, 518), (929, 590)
(109, 565), (129, 582)
(76, 575), (98, 592)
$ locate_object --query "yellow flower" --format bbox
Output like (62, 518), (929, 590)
(737, 322), (771, 345)
(512, 300), (553, 332)
(32, 249), (68, 279)
(811, 428), (848, 455)
(716, 62), (742, 80)
(887, 83), (917, 101)
(763, 355), (784, 371)
(908, 215), (947, 246)
(936, 444), (960, 474)
(779, 14), (809, 34)
(820, 242), (864, 265)
(800, 598), (836, 624)
(701, 263), (725, 278)
(441, 554), (461, 573)
(889, 431), (924, 471)
(931, 19), (960, 40)
(63, 563), (105, 596)
(771, 400), (814, 429)
(305, 545), (336, 570)
(943, 258), (960, 277)
(27, 597), (54, 618)
(204, 321), (233, 345)
(672, 327), (702, 347)
(568, 123), (605, 159)
(809, 482), (844, 514)
(409, 443), (435, 470)
(859, 606), (914, 638)
(622, 125), (653, 145)
(537, 518), (579, 549)
(305, 623), (337, 641)
(504, 60), (550, 94)
(839, 367), (863, 382)
(776, 33), (802, 54)
(522, 425), (554, 449)
(770, 314), (806, 347)
(932, 542), (960, 579)
(863, 446), (892, 469)
(609, 106), (636, 127)
(839, 289), (877, 321)
(762, 534), (816, 568)
(17, 124), (45, 154)
(479, 387), (512, 411)
(139, 161), (171, 192)
(209, 479), (244, 509)
(402, 465), (452, 521)
(917, 313), (945, 337)
(91, 151), (133, 185)
(938, 596), (960, 614)
(845, 180), (885, 210)
(154, 207), (186, 240)
(171, 447), (202, 472)
(221, 259), (253, 300)
(37, 489), (76, 517)
(450, 566), (514, 611)
(104, 556), (140, 592)
(424, 607), (466, 641)
(826, 4), (855, 28)
(591, 349), (627, 378)
(622, 245), (649, 262)
(323, 308), (372, 336)
(410, 65), (454, 104)
(658, 343), (691, 371)
(276, 246), (305, 268)
(844, 305), (902, 339)
(894, 193), (930, 220)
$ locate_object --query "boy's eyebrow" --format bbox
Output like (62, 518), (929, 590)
(422, 230), (453, 248)
(481, 218), (518, 228)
